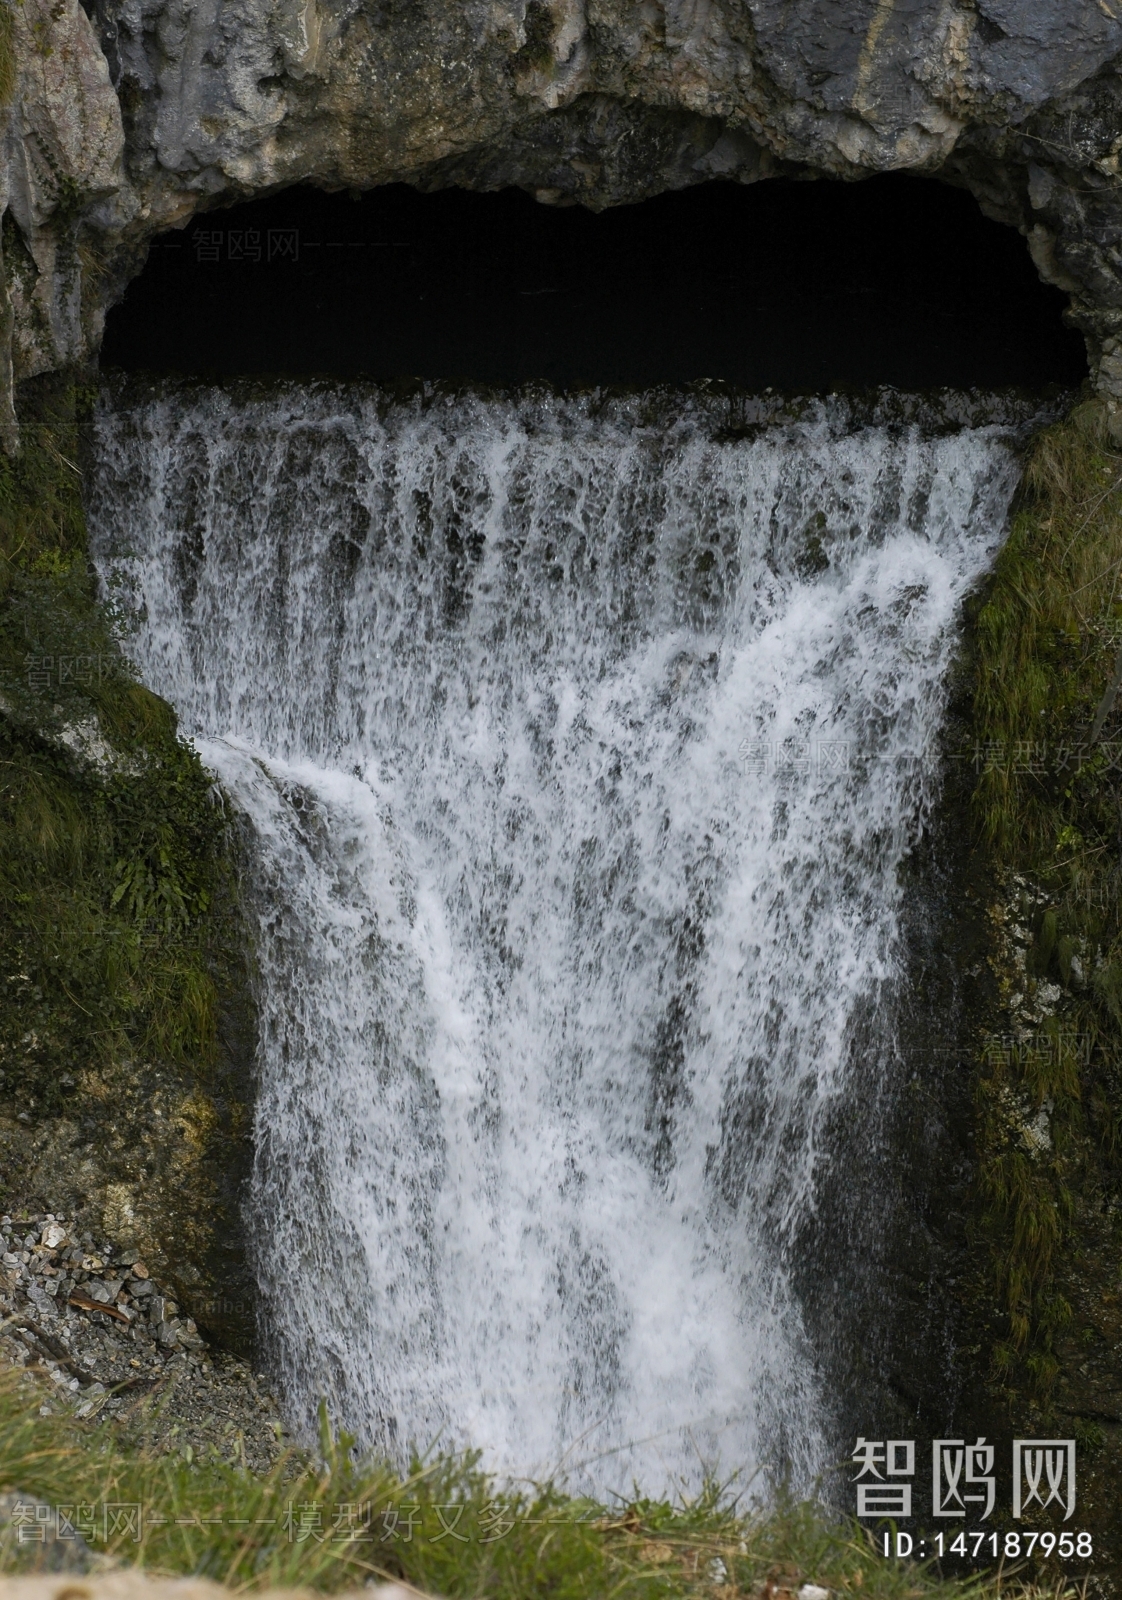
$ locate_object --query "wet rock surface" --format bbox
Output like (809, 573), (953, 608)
(0, 1210), (283, 1473)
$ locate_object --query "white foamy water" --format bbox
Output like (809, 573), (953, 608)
(87, 384), (1022, 1497)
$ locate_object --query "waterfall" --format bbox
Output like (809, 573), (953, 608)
(87, 381), (1025, 1498)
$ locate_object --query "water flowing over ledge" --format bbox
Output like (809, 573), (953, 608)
(87, 381), (1029, 1497)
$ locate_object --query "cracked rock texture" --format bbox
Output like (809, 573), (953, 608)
(3, 0), (1122, 407)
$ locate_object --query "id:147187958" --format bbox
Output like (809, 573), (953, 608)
(883, 1531), (1094, 1562)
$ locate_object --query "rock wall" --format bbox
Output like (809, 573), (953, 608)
(1, 0), (1121, 415)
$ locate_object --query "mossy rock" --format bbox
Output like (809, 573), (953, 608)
(937, 394), (1122, 1576)
(0, 371), (257, 1351)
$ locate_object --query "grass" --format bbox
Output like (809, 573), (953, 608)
(0, 372), (243, 1095)
(966, 396), (1122, 1395)
(0, 1370), (1068, 1600)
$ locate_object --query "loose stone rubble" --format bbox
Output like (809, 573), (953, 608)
(0, 1210), (284, 1472)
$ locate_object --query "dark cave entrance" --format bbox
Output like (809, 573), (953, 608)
(102, 175), (1087, 393)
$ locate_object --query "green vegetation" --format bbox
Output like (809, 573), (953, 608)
(968, 397), (1122, 1397)
(0, 0), (14, 112)
(0, 372), (252, 1339)
(0, 1371), (1059, 1599)
(0, 373), (240, 1100)
(514, 2), (558, 75)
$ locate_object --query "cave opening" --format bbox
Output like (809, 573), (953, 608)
(102, 174), (1087, 393)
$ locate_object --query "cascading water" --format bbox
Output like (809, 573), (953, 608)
(87, 382), (1027, 1498)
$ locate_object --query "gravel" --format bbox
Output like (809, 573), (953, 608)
(0, 1210), (287, 1472)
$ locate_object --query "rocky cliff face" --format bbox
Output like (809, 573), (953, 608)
(2, 0), (1122, 419)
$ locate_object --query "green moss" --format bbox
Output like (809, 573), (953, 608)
(0, 1), (14, 111)
(0, 372), (255, 1348)
(967, 398), (1122, 1399)
(514, 1), (557, 75)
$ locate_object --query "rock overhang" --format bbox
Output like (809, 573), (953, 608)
(2, 0), (1122, 422)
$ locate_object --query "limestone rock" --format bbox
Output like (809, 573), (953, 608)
(1, 0), (124, 413)
(1, 4), (1121, 392)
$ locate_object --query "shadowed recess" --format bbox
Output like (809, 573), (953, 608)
(101, 176), (1087, 393)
